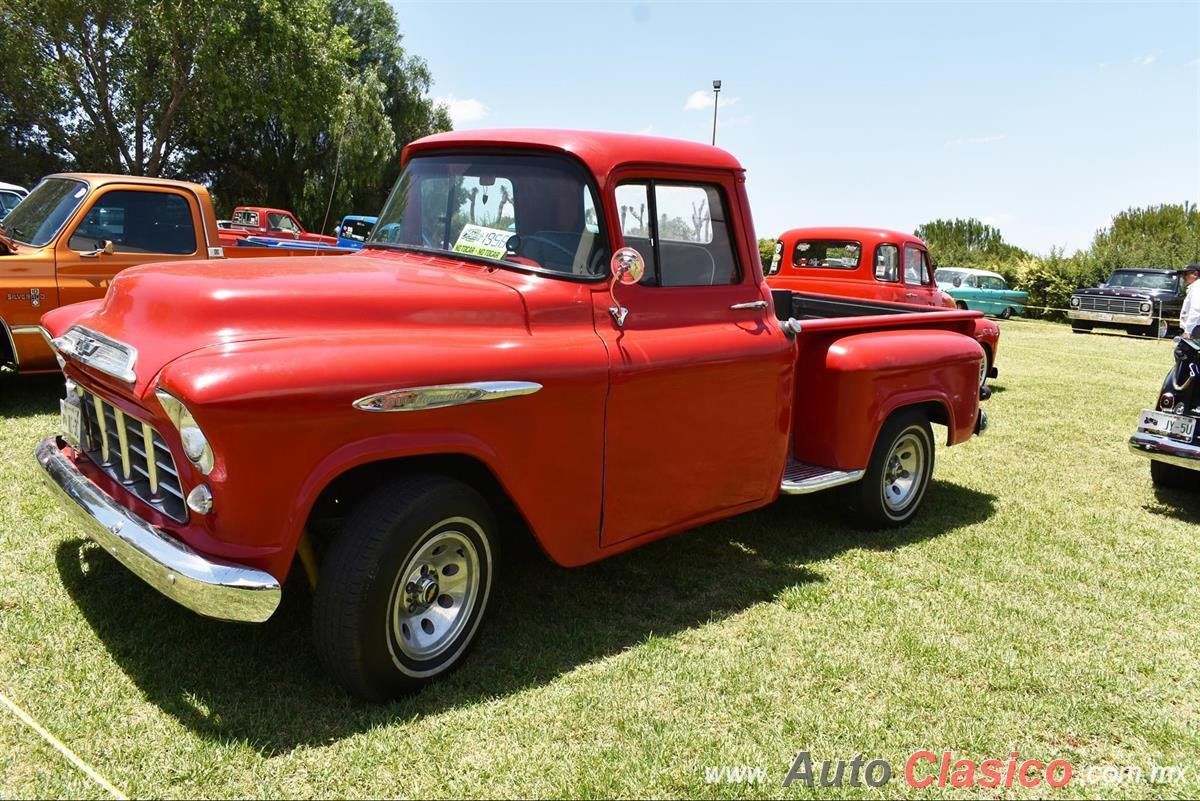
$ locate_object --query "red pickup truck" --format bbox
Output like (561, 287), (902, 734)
(36, 130), (988, 699)
(217, 206), (337, 247)
(766, 226), (1001, 385)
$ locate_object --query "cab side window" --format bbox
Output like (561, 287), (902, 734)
(904, 245), (932, 285)
(875, 244), (899, 282)
(616, 180), (741, 287)
(269, 213), (301, 234)
(68, 190), (196, 255)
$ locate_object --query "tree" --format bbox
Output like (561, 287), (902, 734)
(1089, 202), (1200, 272)
(0, 0), (450, 230)
(914, 218), (1028, 267)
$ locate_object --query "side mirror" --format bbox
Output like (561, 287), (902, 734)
(608, 247), (645, 327)
(81, 240), (114, 258)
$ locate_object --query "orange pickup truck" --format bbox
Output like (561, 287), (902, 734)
(1, 173), (344, 373)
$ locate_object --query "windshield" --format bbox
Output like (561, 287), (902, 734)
(368, 152), (609, 278)
(935, 269), (964, 284)
(340, 218), (376, 241)
(1, 178), (88, 247)
(1108, 270), (1177, 291)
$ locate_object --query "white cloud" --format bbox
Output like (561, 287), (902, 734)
(434, 95), (489, 126)
(683, 90), (740, 112)
(1133, 51), (1159, 66)
(944, 133), (1007, 147)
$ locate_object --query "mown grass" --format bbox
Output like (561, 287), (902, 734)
(1, 319), (1198, 799)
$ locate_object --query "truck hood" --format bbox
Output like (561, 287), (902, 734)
(58, 250), (529, 393)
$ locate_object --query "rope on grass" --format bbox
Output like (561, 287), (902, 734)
(0, 689), (127, 800)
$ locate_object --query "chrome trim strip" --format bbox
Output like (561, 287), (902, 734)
(53, 325), (138, 384)
(35, 436), (281, 622)
(780, 463), (865, 495)
(1129, 431), (1200, 472)
(93, 394), (110, 462)
(10, 323), (53, 348)
(1068, 310), (1153, 326)
(142, 422), (159, 494)
(113, 408), (131, 481)
(353, 381), (543, 412)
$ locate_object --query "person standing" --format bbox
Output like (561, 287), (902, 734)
(1179, 263), (1200, 338)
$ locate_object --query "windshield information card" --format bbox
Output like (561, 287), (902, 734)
(452, 224), (512, 260)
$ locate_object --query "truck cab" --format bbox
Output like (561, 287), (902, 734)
(218, 206), (338, 247)
(36, 130), (988, 700)
(1, 174), (224, 373)
(766, 226), (1001, 385)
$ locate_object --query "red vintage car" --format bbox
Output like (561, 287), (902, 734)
(36, 130), (988, 699)
(766, 226), (1001, 385)
(217, 206), (337, 247)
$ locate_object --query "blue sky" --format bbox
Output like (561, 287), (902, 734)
(392, 1), (1199, 255)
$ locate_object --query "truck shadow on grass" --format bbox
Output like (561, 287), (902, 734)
(0, 373), (62, 417)
(1146, 485), (1200, 522)
(56, 480), (995, 755)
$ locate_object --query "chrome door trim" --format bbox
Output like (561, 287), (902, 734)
(353, 381), (542, 412)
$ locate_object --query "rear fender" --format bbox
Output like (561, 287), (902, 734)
(792, 329), (983, 470)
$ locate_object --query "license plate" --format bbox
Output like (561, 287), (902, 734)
(1096, 312), (1114, 322)
(1138, 409), (1197, 440)
(60, 399), (82, 449)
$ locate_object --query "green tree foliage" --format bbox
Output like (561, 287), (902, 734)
(915, 218), (1028, 267)
(0, 0), (450, 231)
(919, 204), (1199, 320)
(1090, 202), (1200, 273)
(758, 238), (777, 271)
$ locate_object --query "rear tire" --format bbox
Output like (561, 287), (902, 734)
(1071, 322), (1093, 334)
(314, 475), (498, 700)
(1150, 460), (1195, 490)
(999, 307), (1013, 320)
(844, 409), (935, 528)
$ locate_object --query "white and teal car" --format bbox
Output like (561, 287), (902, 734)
(935, 268), (1029, 319)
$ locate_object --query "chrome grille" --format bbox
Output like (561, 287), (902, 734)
(79, 389), (186, 521)
(1077, 296), (1144, 315)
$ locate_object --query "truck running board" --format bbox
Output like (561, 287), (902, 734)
(780, 461), (865, 495)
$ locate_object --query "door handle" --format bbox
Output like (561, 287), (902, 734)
(905, 292), (918, 299)
(730, 300), (768, 310)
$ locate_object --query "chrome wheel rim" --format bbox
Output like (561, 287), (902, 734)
(1158, 319), (1168, 338)
(881, 430), (926, 513)
(388, 525), (481, 661)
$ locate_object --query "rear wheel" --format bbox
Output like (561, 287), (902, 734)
(1150, 460), (1195, 490)
(999, 307), (1013, 320)
(314, 475), (498, 700)
(844, 409), (935, 528)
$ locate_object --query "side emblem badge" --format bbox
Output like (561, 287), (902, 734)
(29, 288), (41, 308)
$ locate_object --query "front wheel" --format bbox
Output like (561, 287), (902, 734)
(314, 475), (498, 700)
(1151, 460), (1195, 490)
(955, 301), (968, 310)
(844, 409), (935, 528)
(999, 307), (1013, 320)
(1144, 317), (1170, 339)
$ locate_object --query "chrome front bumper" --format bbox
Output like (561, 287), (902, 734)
(1069, 310), (1153, 326)
(35, 436), (281, 622)
(1128, 430), (1200, 472)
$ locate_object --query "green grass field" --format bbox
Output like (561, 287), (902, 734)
(1, 319), (1198, 799)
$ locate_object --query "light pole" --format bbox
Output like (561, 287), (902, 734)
(711, 80), (721, 146)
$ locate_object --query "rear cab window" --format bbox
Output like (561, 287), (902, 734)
(791, 239), (861, 270)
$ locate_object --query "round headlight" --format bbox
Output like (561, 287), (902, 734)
(1141, 302), (1152, 313)
(1070, 296), (1080, 307)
